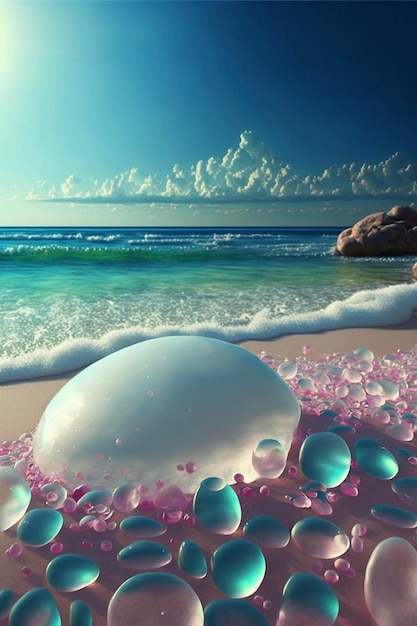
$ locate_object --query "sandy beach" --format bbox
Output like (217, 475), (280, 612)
(1, 320), (417, 625)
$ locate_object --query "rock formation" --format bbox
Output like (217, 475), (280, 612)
(335, 205), (417, 256)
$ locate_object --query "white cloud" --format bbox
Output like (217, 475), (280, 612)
(27, 131), (417, 204)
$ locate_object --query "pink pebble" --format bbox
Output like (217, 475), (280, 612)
(262, 600), (272, 611)
(334, 558), (350, 571)
(351, 536), (363, 553)
(169, 538), (180, 547)
(185, 461), (197, 474)
(340, 483), (359, 497)
(6, 542), (23, 557)
(82, 540), (94, 549)
(176, 464), (185, 471)
(234, 473), (245, 483)
(254, 594), (264, 606)
(259, 485), (270, 496)
(50, 542), (64, 554)
(242, 486), (255, 498)
(345, 567), (356, 578)
(93, 518), (108, 532)
(183, 513), (196, 527)
(312, 560), (323, 574)
(63, 497), (77, 514)
(100, 540), (113, 552)
(324, 569), (339, 583)
(351, 523), (367, 537)
(21, 566), (32, 578)
(288, 466), (298, 476)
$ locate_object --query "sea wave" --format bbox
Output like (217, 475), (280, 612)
(1, 282), (416, 384)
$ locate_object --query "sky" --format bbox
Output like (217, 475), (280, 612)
(0, 0), (416, 227)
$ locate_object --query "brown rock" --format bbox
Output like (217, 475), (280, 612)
(335, 206), (417, 256)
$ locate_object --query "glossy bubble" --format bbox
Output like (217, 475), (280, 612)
(110, 483), (139, 512)
(291, 517), (350, 559)
(371, 504), (417, 528)
(392, 476), (417, 506)
(120, 515), (167, 538)
(9, 587), (61, 626)
(0, 588), (13, 621)
(354, 438), (399, 479)
(33, 337), (300, 491)
(277, 361), (298, 380)
(40, 483), (68, 510)
(117, 540), (172, 570)
(77, 490), (113, 511)
(211, 539), (266, 598)
(107, 572), (204, 626)
(365, 537), (417, 626)
(17, 509), (63, 547)
(252, 438), (286, 478)
(153, 484), (189, 511)
(193, 477), (241, 535)
(386, 423), (414, 441)
(277, 572), (339, 626)
(0, 466), (32, 531)
(299, 432), (351, 488)
(178, 540), (208, 579)
(46, 554), (100, 591)
(204, 599), (269, 625)
(70, 601), (92, 626)
(243, 515), (290, 548)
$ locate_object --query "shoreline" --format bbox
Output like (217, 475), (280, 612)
(2, 318), (416, 441)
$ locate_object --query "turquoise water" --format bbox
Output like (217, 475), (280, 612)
(0, 226), (416, 382)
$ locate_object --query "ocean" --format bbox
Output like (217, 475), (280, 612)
(1, 225), (417, 383)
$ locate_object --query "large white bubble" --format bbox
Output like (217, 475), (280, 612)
(33, 336), (300, 492)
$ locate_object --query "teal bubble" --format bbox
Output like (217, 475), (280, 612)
(371, 504), (417, 528)
(117, 540), (172, 570)
(327, 425), (356, 435)
(193, 477), (241, 535)
(278, 573), (339, 626)
(17, 509), (63, 547)
(0, 466), (32, 531)
(291, 517), (350, 559)
(107, 572), (204, 626)
(252, 438), (286, 478)
(299, 432), (351, 488)
(243, 515), (290, 549)
(120, 515), (167, 538)
(9, 587), (61, 626)
(0, 589), (14, 621)
(178, 540), (208, 579)
(354, 438), (399, 479)
(70, 601), (92, 626)
(391, 476), (417, 506)
(46, 554), (100, 591)
(211, 539), (266, 598)
(204, 599), (269, 625)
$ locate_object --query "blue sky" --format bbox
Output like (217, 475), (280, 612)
(1, 0), (416, 226)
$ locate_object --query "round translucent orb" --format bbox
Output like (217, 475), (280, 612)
(299, 432), (351, 488)
(107, 572), (204, 626)
(365, 537), (417, 626)
(33, 337), (300, 492)
(0, 466), (31, 531)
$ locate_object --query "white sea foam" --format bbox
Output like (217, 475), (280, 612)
(1, 283), (416, 384)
